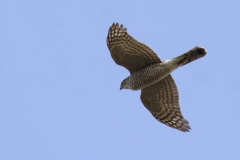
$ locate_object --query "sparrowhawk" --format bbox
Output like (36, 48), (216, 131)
(106, 23), (207, 132)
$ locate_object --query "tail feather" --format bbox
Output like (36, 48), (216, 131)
(173, 46), (207, 67)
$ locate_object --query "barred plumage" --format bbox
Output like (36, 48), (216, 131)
(107, 23), (207, 132)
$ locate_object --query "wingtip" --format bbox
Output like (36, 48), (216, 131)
(179, 122), (191, 132)
(110, 22), (126, 31)
(107, 22), (127, 47)
(120, 24), (123, 29)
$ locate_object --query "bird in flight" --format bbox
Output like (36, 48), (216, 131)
(106, 23), (207, 132)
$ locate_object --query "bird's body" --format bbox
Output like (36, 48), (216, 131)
(121, 46), (206, 90)
(107, 23), (207, 132)
(121, 62), (172, 90)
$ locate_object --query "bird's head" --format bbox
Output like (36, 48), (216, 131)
(120, 78), (131, 90)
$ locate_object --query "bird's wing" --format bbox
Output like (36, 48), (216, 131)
(107, 23), (161, 74)
(140, 75), (191, 132)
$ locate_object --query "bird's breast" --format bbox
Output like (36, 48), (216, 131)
(128, 63), (173, 90)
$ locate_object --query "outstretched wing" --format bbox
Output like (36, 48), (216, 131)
(107, 23), (161, 73)
(140, 75), (191, 132)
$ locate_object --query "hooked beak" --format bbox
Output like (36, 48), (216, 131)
(120, 87), (123, 90)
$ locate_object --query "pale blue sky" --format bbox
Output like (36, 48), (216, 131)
(1, 0), (240, 159)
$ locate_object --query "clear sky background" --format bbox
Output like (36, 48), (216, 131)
(1, 0), (240, 159)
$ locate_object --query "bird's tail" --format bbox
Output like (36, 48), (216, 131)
(172, 46), (207, 67)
